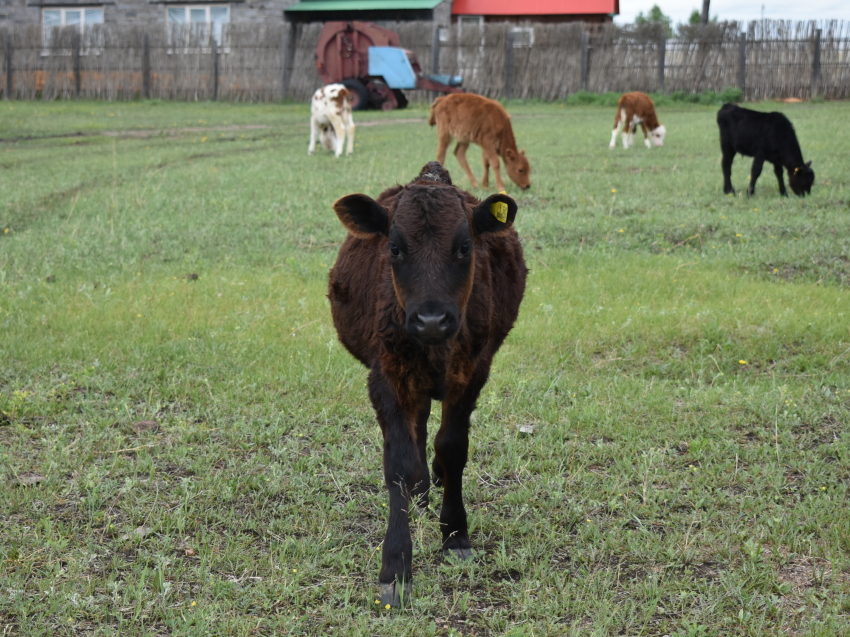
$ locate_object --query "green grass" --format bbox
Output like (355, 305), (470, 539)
(1, 98), (849, 636)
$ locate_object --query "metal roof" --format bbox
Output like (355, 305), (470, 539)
(287, 0), (443, 12)
(452, 0), (618, 16)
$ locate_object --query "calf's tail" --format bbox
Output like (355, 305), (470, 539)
(428, 98), (442, 127)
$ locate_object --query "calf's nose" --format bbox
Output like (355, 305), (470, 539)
(411, 312), (451, 341)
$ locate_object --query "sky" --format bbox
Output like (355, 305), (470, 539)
(614, 1), (849, 25)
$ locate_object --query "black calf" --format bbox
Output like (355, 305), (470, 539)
(717, 103), (814, 197)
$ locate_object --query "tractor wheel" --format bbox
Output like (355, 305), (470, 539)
(341, 79), (369, 111)
(392, 89), (409, 109)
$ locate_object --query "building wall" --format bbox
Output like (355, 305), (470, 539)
(0, 0), (301, 30)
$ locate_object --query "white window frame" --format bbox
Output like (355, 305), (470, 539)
(510, 26), (534, 48)
(166, 5), (230, 52)
(42, 7), (104, 54)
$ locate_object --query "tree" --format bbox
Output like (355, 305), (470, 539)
(688, 10), (701, 25)
(635, 5), (673, 38)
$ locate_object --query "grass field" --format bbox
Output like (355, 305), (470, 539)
(1, 97), (849, 636)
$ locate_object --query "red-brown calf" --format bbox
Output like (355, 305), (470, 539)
(429, 93), (531, 192)
(328, 162), (527, 606)
(609, 91), (666, 149)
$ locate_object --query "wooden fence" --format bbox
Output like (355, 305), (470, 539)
(1, 20), (848, 103)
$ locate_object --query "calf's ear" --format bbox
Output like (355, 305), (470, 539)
(472, 193), (518, 235)
(333, 194), (389, 238)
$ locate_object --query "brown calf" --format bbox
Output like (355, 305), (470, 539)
(328, 162), (527, 606)
(609, 91), (666, 149)
(429, 93), (531, 192)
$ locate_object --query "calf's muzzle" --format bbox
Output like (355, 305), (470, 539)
(406, 304), (458, 345)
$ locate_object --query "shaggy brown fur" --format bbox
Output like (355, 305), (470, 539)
(429, 93), (531, 191)
(328, 161), (527, 606)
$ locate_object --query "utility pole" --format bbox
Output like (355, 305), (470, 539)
(701, 0), (710, 24)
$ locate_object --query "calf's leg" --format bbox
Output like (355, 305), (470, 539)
(308, 117), (319, 155)
(721, 145), (736, 195)
(433, 364), (490, 561)
(453, 142), (480, 189)
(478, 140), (503, 191)
(411, 399), (432, 508)
(436, 128), (452, 165)
(747, 155), (765, 197)
(368, 370), (422, 607)
(773, 162), (788, 197)
(329, 116), (346, 158)
(609, 117), (624, 149)
(344, 114), (355, 156)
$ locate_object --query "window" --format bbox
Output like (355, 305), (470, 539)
(43, 7), (104, 46)
(167, 5), (229, 46)
(510, 27), (534, 48)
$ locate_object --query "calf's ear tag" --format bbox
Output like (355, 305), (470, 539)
(491, 200), (509, 223)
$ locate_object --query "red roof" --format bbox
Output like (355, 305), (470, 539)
(452, 0), (618, 16)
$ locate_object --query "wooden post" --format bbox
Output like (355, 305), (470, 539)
(429, 24), (441, 103)
(73, 30), (81, 98)
(580, 31), (589, 91)
(811, 28), (821, 98)
(142, 34), (151, 99)
(281, 21), (300, 100)
(738, 32), (746, 95)
(504, 30), (514, 99)
(212, 41), (219, 100)
(658, 33), (666, 93)
(4, 34), (11, 100)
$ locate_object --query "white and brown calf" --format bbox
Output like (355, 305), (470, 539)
(609, 92), (666, 150)
(309, 84), (355, 158)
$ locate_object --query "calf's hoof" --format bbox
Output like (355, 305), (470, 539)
(443, 547), (474, 562)
(379, 580), (412, 608)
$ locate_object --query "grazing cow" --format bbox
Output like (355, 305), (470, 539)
(716, 103), (814, 197)
(609, 91), (666, 149)
(328, 161), (527, 606)
(429, 93), (531, 192)
(309, 84), (355, 158)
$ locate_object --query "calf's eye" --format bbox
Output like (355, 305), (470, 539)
(389, 243), (401, 258)
(458, 240), (471, 258)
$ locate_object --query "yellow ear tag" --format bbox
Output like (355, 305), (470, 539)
(491, 200), (509, 223)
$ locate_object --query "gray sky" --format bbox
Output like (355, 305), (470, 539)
(615, 1), (849, 25)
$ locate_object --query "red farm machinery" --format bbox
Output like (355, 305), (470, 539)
(315, 21), (462, 111)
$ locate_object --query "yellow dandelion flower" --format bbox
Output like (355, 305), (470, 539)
(611, 189), (617, 193)
(292, 569), (297, 573)
(385, 604), (391, 610)
(375, 600), (380, 605)
(618, 229), (624, 233)
(736, 233), (742, 237)
(739, 360), (747, 365)
(191, 601), (196, 606)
